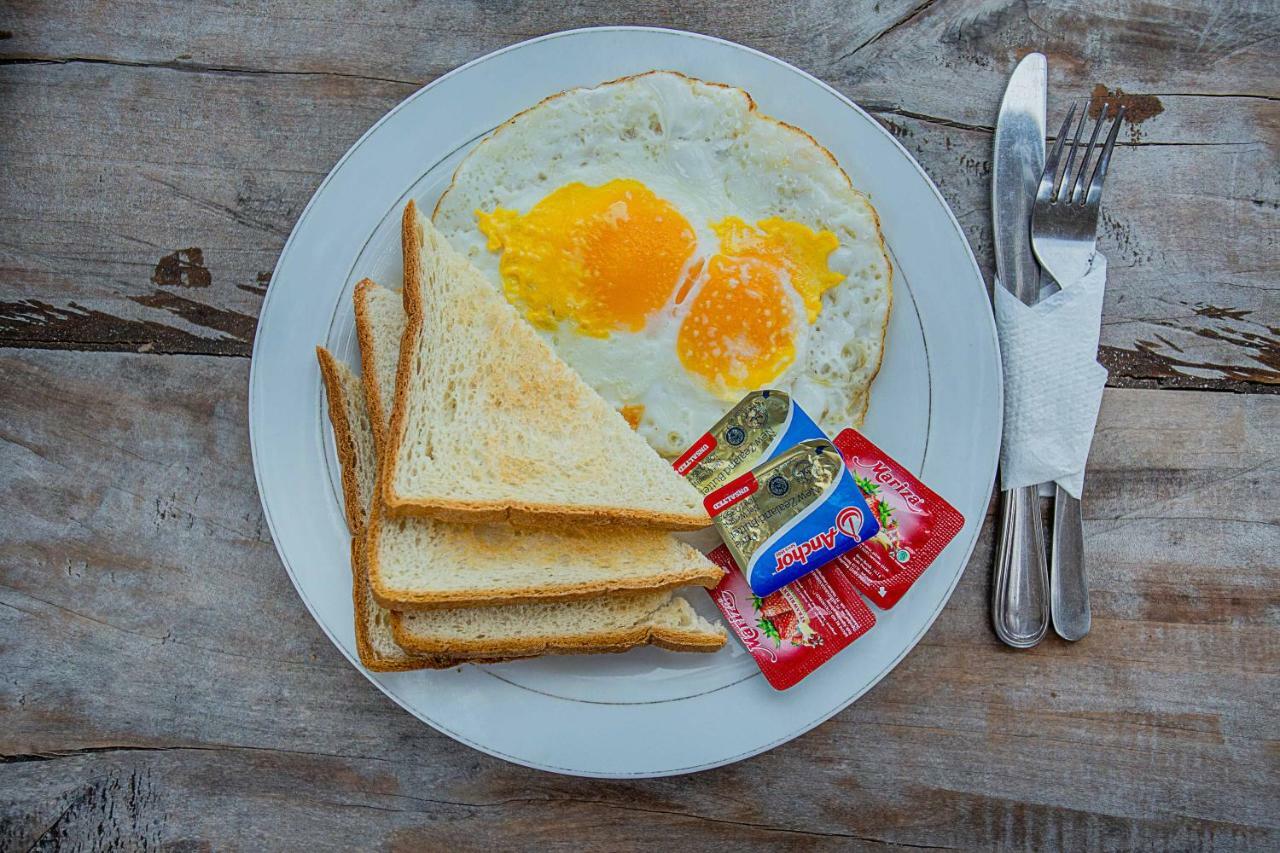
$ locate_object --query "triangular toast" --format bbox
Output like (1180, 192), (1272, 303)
(354, 280), (723, 609)
(381, 202), (709, 530)
(318, 342), (723, 662)
(315, 346), (488, 671)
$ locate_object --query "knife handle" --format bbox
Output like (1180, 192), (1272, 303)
(1050, 486), (1090, 641)
(992, 485), (1050, 648)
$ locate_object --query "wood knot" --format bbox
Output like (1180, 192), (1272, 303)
(1089, 85), (1164, 124)
(152, 248), (212, 288)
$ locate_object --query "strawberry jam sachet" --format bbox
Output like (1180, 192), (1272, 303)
(706, 544), (876, 691)
(831, 429), (965, 609)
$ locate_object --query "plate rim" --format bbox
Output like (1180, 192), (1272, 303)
(249, 24), (1001, 778)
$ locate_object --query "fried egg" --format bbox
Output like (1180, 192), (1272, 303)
(433, 72), (892, 457)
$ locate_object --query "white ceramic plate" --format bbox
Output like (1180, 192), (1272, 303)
(250, 27), (1001, 778)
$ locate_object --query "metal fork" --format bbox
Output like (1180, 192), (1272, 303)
(1030, 100), (1125, 642)
(1033, 101), (1125, 286)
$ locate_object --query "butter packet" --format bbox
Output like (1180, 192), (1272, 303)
(673, 389), (825, 496)
(704, 439), (880, 598)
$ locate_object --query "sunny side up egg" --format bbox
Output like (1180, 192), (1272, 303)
(433, 71), (893, 458)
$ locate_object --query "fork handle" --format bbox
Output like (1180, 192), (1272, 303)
(992, 485), (1050, 648)
(1050, 485), (1090, 641)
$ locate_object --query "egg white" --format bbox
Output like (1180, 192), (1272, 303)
(433, 71), (892, 457)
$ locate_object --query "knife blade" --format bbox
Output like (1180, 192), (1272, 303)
(991, 53), (1051, 649)
(992, 54), (1046, 306)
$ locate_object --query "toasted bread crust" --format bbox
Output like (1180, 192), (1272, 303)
(365, 499), (722, 611)
(377, 202), (425, 527)
(649, 629), (728, 653)
(316, 346), (368, 535)
(352, 278), (390, 459)
(390, 607), (726, 657)
(383, 493), (711, 532)
(382, 201), (709, 530)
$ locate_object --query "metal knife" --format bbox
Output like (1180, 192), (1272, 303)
(990, 53), (1051, 648)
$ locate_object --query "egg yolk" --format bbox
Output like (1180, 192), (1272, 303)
(477, 180), (697, 337)
(619, 404), (645, 429)
(711, 217), (844, 323)
(677, 217), (844, 394)
(676, 254), (798, 395)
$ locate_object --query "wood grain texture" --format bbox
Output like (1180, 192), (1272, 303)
(1, 1), (1276, 387)
(1, 348), (1276, 849)
(1, 3), (1277, 848)
(0, 58), (409, 355)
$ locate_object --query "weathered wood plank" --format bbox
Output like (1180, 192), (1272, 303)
(1, 349), (1276, 849)
(0, 59), (413, 355)
(879, 110), (1279, 391)
(1, 0), (922, 85)
(4, 0), (1275, 102)
(1, 1), (1277, 387)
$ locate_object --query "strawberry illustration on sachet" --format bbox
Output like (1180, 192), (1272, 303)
(855, 473), (902, 557)
(707, 544), (876, 690)
(754, 589), (823, 648)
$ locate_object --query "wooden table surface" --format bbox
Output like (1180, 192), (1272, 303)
(2, 2), (1276, 849)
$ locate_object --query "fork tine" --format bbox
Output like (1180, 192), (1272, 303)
(1071, 101), (1109, 204)
(1085, 105), (1126, 207)
(1042, 102), (1077, 201)
(1057, 103), (1089, 202)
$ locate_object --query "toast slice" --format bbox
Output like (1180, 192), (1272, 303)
(394, 589), (726, 657)
(356, 279), (723, 609)
(368, 502), (723, 610)
(353, 278), (405, 458)
(322, 286), (726, 658)
(317, 345), (377, 535)
(321, 342), (723, 658)
(316, 347), (478, 671)
(381, 201), (710, 530)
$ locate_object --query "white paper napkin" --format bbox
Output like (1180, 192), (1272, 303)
(994, 253), (1109, 499)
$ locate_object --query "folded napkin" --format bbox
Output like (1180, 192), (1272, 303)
(994, 253), (1109, 499)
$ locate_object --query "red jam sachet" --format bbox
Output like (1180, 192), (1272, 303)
(706, 544), (876, 691)
(831, 429), (966, 609)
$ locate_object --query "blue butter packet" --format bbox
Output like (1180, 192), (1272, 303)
(704, 439), (880, 598)
(674, 389), (827, 497)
